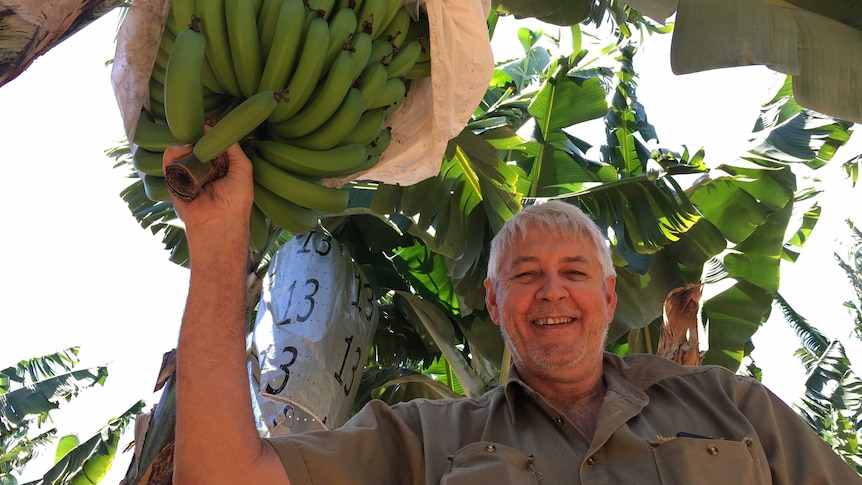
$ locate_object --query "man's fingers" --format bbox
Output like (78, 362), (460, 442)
(163, 144), (194, 170)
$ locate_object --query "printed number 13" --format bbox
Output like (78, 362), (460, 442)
(334, 335), (361, 396)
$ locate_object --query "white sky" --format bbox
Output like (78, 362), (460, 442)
(1, 8), (860, 484)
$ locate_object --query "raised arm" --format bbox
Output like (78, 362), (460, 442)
(166, 144), (290, 485)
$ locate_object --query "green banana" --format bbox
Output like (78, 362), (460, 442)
(248, 148), (350, 213)
(225, 0), (263, 98)
(203, 92), (232, 114)
(250, 0), (264, 16)
(193, 90), (278, 162)
(268, 48), (357, 139)
(134, 110), (181, 151)
(367, 77), (406, 111)
(249, 203), (270, 252)
(201, 57), (227, 94)
(132, 145), (166, 177)
(369, 37), (395, 66)
(340, 107), (385, 145)
(257, 0), (306, 93)
(142, 174), (172, 202)
(351, 145), (380, 174)
(158, 28), (176, 57)
(253, 182), (320, 234)
(267, 17), (330, 123)
(164, 26), (207, 143)
(322, 7), (358, 74)
(196, 0), (242, 97)
(355, 61), (387, 107)
(154, 46), (171, 71)
(149, 99), (166, 120)
(356, 0), (387, 38)
(257, 0), (283, 59)
(348, 31), (373, 80)
(377, 5), (410, 49)
(402, 9), (430, 62)
(250, 139), (371, 178)
(404, 58), (430, 80)
(385, 39), (421, 79)
(414, 33), (431, 63)
(287, 87), (364, 150)
(369, 125), (392, 155)
(337, 0), (363, 10)
(149, 77), (164, 107)
(306, 0), (336, 20)
(151, 63), (166, 84)
(378, 0), (406, 37)
(166, 0), (196, 35)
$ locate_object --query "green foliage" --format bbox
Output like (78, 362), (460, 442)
(0, 348), (141, 485)
(775, 292), (862, 473)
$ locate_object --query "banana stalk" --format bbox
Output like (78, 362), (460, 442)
(163, 151), (229, 201)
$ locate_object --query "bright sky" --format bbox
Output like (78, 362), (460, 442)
(1, 7), (860, 484)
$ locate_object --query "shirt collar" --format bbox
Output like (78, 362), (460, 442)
(500, 352), (696, 424)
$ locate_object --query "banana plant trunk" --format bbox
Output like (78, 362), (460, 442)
(0, 0), (124, 88)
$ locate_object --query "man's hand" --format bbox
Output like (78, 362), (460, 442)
(163, 142), (254, 238)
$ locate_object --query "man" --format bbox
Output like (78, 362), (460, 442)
(167, 143), (862, 484)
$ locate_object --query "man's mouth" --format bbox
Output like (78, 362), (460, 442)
(533, 317), (574, 325)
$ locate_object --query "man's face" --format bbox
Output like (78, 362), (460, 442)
(484, 226), (617, 379)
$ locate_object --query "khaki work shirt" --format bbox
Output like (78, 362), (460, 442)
(267, 352), (861, 484)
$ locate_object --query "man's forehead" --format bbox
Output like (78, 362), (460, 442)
(507, 253), (593, 266)
(503, 233), (597, 263)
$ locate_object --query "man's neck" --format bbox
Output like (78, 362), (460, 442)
(518, 361), (606, 440)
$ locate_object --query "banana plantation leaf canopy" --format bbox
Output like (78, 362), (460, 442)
(496, 0), (862, 123)
(3, 0), (862, 123)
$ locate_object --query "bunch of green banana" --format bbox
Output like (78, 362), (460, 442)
(132, 0), (431, 238)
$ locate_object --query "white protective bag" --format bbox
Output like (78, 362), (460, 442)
(251, 230), (378, 435)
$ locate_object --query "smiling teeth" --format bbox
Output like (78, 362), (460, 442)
(534, 317), (572, 325)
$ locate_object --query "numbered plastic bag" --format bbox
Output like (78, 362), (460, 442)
(251, 231), (378, 435)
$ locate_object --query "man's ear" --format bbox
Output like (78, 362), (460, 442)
(604, 276), (618, 322)
(484, 278), (500, 326)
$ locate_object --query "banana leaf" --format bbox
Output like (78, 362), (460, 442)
(492, 0), (593, 28)
(0, 367), (108, 431)
(1, 348), (81, 394)
(494, 0), (862, 122)
(32, 401), (144, 485)
(670, 0), (862, 124)
(393, 291), (488, 399)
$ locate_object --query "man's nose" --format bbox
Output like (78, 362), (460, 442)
(537, 274), (567, 301)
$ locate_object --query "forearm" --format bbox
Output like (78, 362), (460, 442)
(173, 222), (290, 484)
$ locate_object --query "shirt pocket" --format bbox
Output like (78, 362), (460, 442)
(441, 442), (542, 485)
(652, 437), (768, 485)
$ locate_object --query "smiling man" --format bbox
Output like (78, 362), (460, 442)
(484, 202), (618, 440)
(167, 144), (862, 485)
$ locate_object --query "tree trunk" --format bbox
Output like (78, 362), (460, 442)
(657, 283), (705, 366)
(0, 0), (123, 88)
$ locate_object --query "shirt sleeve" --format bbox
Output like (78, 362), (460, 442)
(264, 399), (427, 485)
(735, 377), (862, 484)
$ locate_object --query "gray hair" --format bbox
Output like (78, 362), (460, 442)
(487, 200), (616, 281)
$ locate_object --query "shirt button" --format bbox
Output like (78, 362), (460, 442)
(485, 444), (496, 453)
(706, 444), (719, 455)
(555, 416), (564, 425)
(586, 457), (596, 466)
